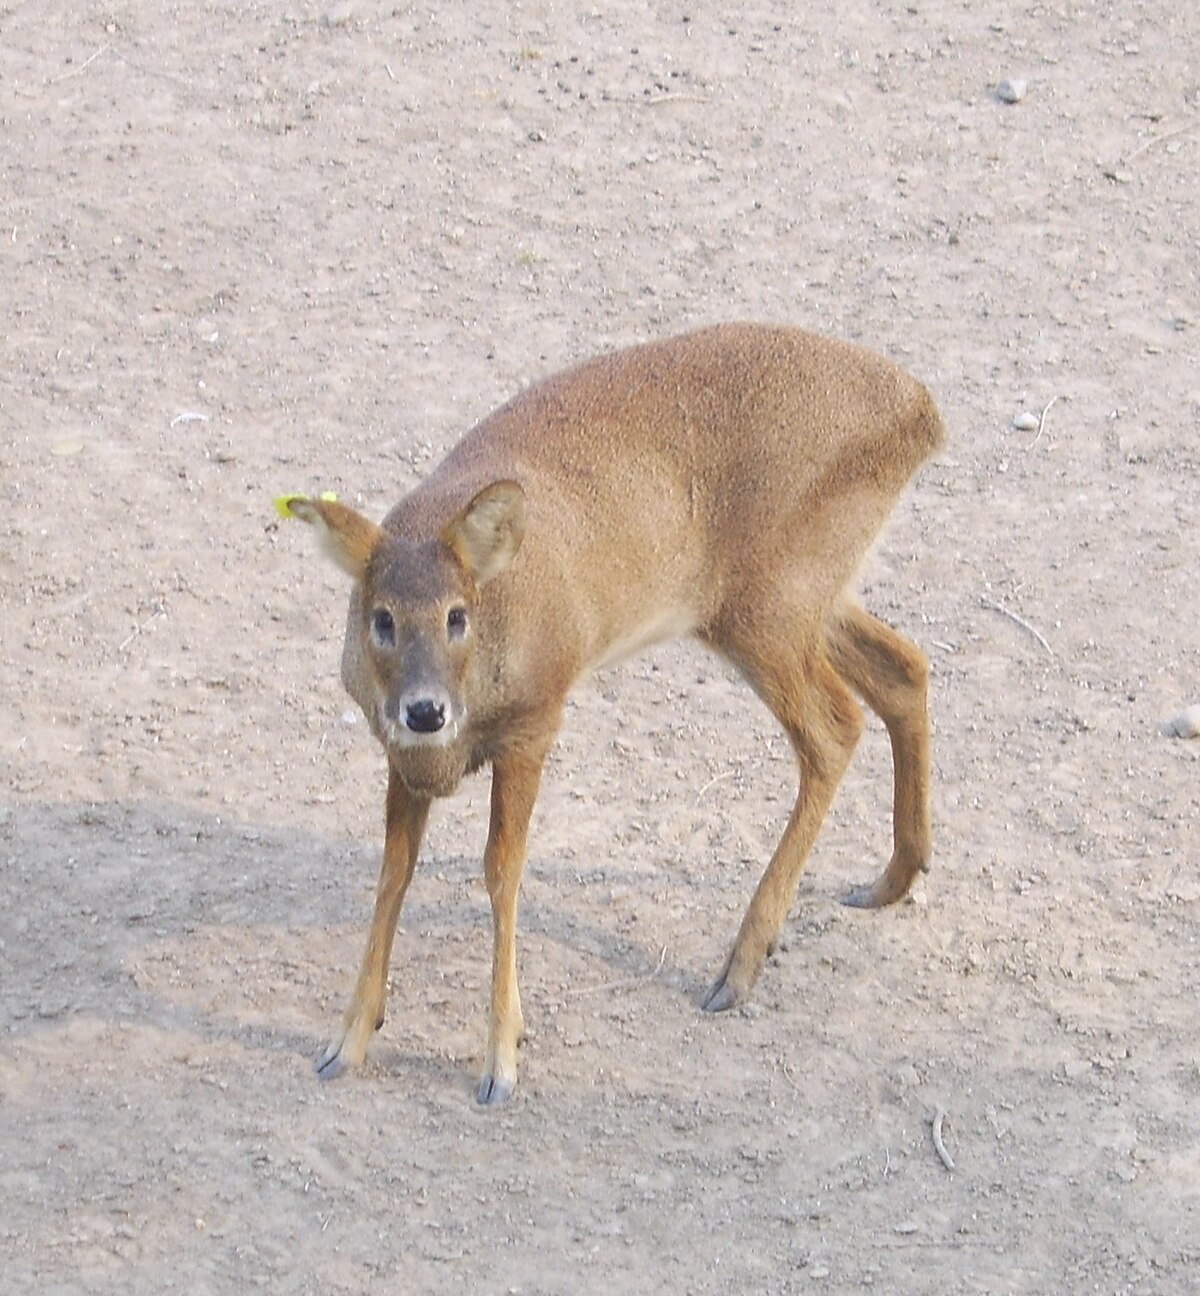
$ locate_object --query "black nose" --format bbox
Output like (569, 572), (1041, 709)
(405, 699), (446, 734)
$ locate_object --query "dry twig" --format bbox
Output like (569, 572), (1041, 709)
(779, 1060), (803, 1094)
(118, 603), (166, 653)
(694, 769), (735, 804)
(644, 93), (710, 106)
(1027, 395), (1058, 450)
(1127, 119), (1200, 161)
(931, 1106), (955, 1172)
(566, 945), (667, 998)
(49, 44), (109, 84)
(979, 596), (1054, 658)
(883, 1238), (998, 1250)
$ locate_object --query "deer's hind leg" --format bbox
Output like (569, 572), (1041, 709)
(700, 616), (864, 1013)
(827, 602), (932, 909)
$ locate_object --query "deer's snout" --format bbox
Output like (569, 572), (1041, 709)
(405, 698), (446, 734)
(381, 689), (458, 747)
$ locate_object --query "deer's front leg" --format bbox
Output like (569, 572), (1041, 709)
(476, 749), (547, 1106)
(316, 766), (430, 1080)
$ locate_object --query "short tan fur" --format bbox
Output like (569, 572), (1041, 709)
(287, 323), (946, 1104)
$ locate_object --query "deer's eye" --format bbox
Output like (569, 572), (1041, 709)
(447, 606), (468, 639)
(371, 608), (396, 647)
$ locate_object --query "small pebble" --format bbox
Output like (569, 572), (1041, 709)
(1161, 705), (1200, 740)
(996, 78), (1027, 104)
(1012, 411), (1040, 432)
(321, 2), (354, 26)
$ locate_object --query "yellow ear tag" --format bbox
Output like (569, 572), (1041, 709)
(274, 490), (338, 519)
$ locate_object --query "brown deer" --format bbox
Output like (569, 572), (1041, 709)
(283, 322), (945, 1104)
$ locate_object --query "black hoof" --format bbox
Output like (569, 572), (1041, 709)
(476, 1073), (515, 1106)
(700, 977), (741, 1013)
(315, 1048), (349, 1082)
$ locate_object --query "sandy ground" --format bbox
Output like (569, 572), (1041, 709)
(3, 1), (1199, 1292)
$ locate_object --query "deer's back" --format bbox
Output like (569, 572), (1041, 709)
(384, 323), (944, 675)
(438, 322), (939, 519)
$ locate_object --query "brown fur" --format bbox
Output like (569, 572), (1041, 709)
(288, 322), (946, 1104)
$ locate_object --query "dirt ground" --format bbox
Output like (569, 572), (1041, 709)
(3, 1), (1198, 1292)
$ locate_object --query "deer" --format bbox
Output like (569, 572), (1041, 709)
(281, 322), (945, 1105)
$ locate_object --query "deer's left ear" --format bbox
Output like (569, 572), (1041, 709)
(441, 481), (526, 587)
(283, 495), (384, 582)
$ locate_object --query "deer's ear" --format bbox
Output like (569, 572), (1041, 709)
(283, 496), (383, 581)
(441, 481), (525, 587)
